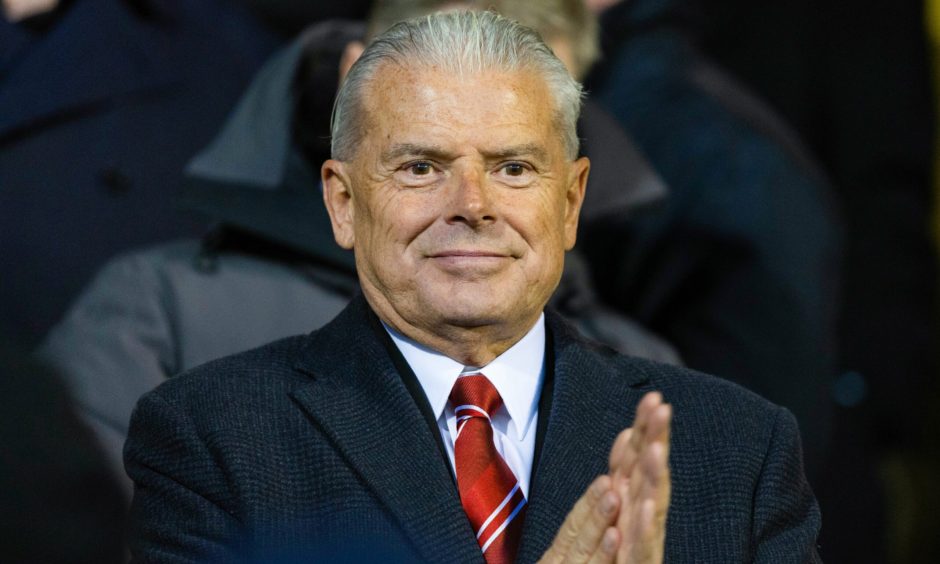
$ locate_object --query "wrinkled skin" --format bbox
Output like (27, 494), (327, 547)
(322, 63), (589, 365)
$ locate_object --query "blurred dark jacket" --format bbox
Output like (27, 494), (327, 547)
(0, 342), (124, 564)
(0, 0), (279, 346)
(583, 0), (843, 479)
(709, 0), (938, 444)
(695, 2), (937, 560)
(40, 20), (680, 489)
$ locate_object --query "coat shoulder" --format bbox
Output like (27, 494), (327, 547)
(140, 333), (313, 416)
(554, 311), (788, 439)
(629, 352), (788, 433)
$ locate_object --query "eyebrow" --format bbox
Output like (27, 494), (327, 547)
(381, 143), (455, 163)
(480, 143), (549, 163)
(382, 142), (550, 163)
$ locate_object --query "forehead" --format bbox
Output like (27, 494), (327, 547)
(359, 62), (562, 156)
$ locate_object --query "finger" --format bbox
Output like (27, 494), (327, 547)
(564, 490), (620, 564)
(585, 527), (620, 564)
(631, 498), (660, 562)
(644, 403), (672, 444)
(646, 438), (671, 520)
(610, 393), (666, 478)
(635, 404), (672, 500)
(624, 437), (671, 563)
(630, 410), (671, 504)
(542, 475), (612, 562)
(637, 404), (672, 480)
(624, 401), (671, 490)
(621, 492), (669, 564)
(636, 478), (670, 563)
(618, 401), (672, 563)
(635, 392), (663, 431)
(608, 428), (632, 475)
(630, 392), (663, 451)
(634, 441), (670, 506)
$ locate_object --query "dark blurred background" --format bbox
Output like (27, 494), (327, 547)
(2, 0), (938, 562)
(698, 1), (940, 561)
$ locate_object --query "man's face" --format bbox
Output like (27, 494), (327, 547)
(322, 63), (588, 352)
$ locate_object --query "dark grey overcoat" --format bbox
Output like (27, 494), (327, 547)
(125, 296), (820, 563)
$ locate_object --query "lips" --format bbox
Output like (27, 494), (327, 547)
(427, 250), (514, 274)
(429, 250), (509, 258)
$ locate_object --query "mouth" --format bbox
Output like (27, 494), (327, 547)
(429, 250), (510, 259)
(426, 250), (514, 273)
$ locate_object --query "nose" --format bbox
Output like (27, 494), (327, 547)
(447, 168), (496, 227)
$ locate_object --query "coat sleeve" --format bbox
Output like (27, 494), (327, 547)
(125, 390), (244, 563)
(751, 407), (822, 563)
(37, 250), (179, 489)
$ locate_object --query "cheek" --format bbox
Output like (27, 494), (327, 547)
(515, 193), (569, 241)
(536, 200), (573, 268)
(357, 191), (439, 259)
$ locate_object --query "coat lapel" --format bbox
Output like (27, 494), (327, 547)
(287, 299), (656, 563)
(289, 297), (483, 563)
(518, 313), (654, 562)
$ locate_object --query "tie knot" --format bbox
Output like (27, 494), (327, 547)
(449, 374), (503, 418)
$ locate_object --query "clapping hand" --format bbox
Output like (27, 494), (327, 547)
(540, 392), (672, 564)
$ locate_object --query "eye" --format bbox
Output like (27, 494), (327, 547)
(395, 160), (442, 187)
(496, 162), (534, 185)
(408, 161), (434, 175)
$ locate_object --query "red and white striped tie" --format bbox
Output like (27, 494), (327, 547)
(450, 374), (527, 564)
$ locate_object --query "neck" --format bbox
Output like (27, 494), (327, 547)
(364, 292), (542, 367)
(391, 325), (523, 367)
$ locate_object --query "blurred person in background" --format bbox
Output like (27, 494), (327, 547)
(0, 338), (124, 563)
(581, 0), (842, 484)
(691, 0), (940, 561)
(231, 0), (370, 37)
(0, 0), (279, 347)
(0, 0), (377, 348)
(584, 0), (864, 557)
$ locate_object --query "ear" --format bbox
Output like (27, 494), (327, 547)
(339, 41), (365, 83)
(322, 159), (356, 249)
(563, 156), (590, 250)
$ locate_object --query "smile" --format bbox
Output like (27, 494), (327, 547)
(427, 251), (514, 273)
(430, 250), (510, 258)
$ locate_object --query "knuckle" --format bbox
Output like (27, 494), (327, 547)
(571, 540), (593, 560)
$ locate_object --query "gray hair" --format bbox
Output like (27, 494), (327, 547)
(330, 10), (584, 161)
(366, 0), (600, 79)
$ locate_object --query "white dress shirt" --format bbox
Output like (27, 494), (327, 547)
(384, 316), (545, 497)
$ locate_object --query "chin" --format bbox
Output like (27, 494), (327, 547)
(424, 293), (525, 329)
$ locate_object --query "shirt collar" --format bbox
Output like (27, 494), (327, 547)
(384, 315), (545, 440)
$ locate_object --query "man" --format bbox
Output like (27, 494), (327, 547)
(358, 0), (841, 482)
(41, 1), (675, 493)
(126, 11), (819, 562)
